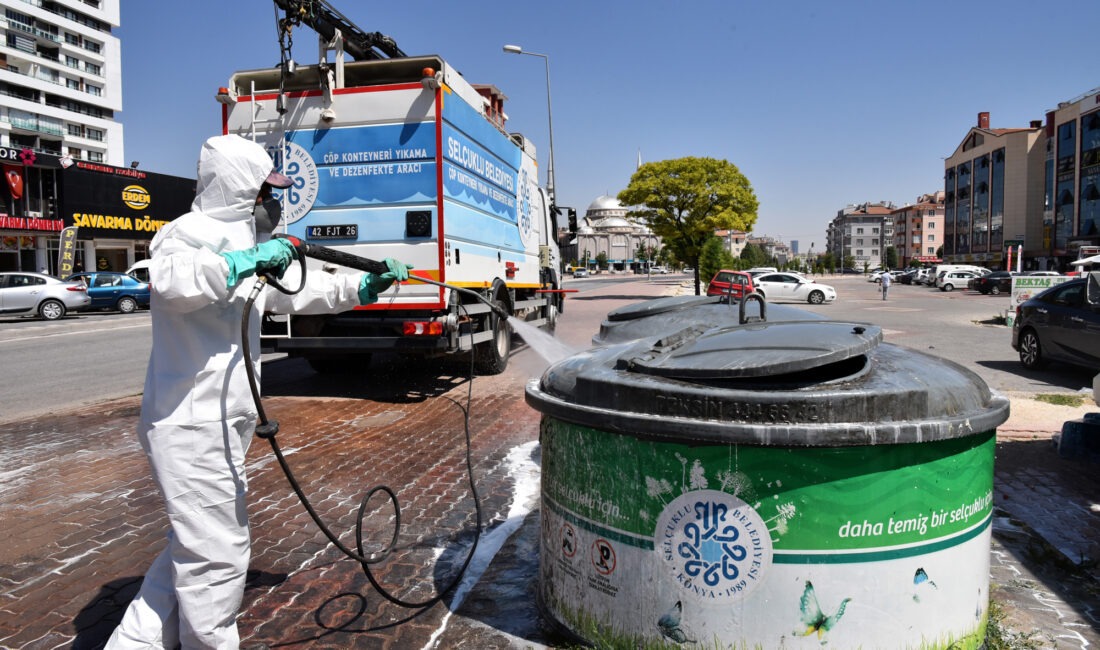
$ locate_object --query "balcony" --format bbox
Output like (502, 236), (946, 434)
(2, 114), (64, 136)
(3, 18), (61, 44)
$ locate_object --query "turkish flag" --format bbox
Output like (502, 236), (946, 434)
(3, 165), (23, 200)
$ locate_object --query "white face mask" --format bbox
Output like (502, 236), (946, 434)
(253, 196), (283, 242)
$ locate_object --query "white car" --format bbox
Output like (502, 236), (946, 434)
(937, 270), (979, 291)
(649, 266), (668, 274)
(752, 272), (837, 304)
(0, 271), (91, 320)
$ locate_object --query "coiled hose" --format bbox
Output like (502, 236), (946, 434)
(240, 262), (484, 610)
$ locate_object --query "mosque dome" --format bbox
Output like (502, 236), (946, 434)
(587, 195), (623, 212)
(596, 216), (633, 229)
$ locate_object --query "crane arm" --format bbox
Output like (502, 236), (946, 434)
(273, 0), (405, 60)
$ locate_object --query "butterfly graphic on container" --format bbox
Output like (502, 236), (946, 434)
(794, 580), (850, 644)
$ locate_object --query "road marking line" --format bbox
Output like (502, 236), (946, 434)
(0, 321), (149, 345)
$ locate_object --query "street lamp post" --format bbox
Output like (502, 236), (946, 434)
(502, 44), (555, 205)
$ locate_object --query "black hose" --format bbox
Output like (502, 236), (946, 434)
(240, 268), (484, 610)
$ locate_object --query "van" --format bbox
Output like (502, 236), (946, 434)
(932, 264), (988, 279)
(126, 259), (151, 283)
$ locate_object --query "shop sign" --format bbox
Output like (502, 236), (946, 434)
(0, 214), (64, 231)
(58, 226), (78, 278)
(59, 163), (194, 240)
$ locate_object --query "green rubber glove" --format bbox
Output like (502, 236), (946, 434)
(358, 258), (412, 304)
(221, 238), (298, 288)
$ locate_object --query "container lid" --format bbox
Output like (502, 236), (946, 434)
(526, 319), (1010, 447)
(624, 321), (881, 379)
(605, 295), (719, 322)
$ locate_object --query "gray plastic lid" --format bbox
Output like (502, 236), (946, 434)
(624, 321), (882, 379)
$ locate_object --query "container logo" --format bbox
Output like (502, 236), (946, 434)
(655, 490), (772, 604)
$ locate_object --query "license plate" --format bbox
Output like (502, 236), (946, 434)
(306, 224), (358, 240)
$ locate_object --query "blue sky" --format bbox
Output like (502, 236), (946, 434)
(116, 0), (1100, 249)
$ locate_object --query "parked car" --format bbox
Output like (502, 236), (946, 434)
(869, 270), (904, 283)
(897, 269), (919, 285)
(706, 269), (756, 301)
(0, 271), (90, 320)
(1012, 278), (1100, 370)
(69, 271), (151, 313)
(572, 268), (589, 278)
(752, 272), (837, 304)
(970, 270), (1018, 295)
(914, 268), (937, 285)
(937, 270), (979, 292)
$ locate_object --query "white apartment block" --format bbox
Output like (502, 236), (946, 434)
(0, 0), (121, 165)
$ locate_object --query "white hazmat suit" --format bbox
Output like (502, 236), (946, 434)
(106, 135), (364, 648)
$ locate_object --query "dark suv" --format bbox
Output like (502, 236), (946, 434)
(973, 271), (1017, 295)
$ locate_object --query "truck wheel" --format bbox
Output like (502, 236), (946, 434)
(475, 297), (511, 375)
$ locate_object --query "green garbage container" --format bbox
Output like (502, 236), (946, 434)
(526, 319), (1009, 649)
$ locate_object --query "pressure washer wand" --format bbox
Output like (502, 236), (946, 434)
(272, 234), (510, 318)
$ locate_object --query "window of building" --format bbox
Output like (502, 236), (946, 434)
(67, 124), (83, 137)
(66, 78), (80, 90)
(872, 227), (879, 234)
(971, 154), (990, 253)
(928, 234), (935, 242)
(83, 40), (101, 54)
(85, 62), (100, 76)
(65, 56), (79, 69)
(856, 228), (864, 234)
(86, 128), (103, 141)
(88, 151), (103, 162)
(990, 147), (1005, 249)
(856, 238), (863, 245)
(65, 32), (80, 46)
(85, 84), (101, 97)
(856, 249), (864, 257)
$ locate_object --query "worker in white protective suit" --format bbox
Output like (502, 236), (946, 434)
(106, 134), (409, 649)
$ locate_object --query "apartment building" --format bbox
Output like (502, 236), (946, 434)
(891, 192), (944, 267)
(0, 0), (124, 272)
(826, 202), (894, 269)
(1042, 89), (1100, 268)
(943, 112), (1045, 270)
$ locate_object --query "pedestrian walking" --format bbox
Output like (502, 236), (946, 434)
(880, 270), (892, 300)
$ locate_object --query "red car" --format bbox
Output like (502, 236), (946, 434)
(706, 270), (755, 301)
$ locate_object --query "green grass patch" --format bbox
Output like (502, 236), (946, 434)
(984, 598), (1047, 650)
(1033, 393), (1087, 407)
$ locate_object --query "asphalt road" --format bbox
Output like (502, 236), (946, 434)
(0, 273), (1093, 425)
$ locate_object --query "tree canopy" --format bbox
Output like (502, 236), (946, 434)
(618, 157), (758, 294)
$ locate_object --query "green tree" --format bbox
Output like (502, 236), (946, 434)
(885, 246), (898, 269)
(699, 236), (737, 284)
(595, 252), (608, 270)
(739, 242), (768, 268)
(618, 157), (758, 294)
